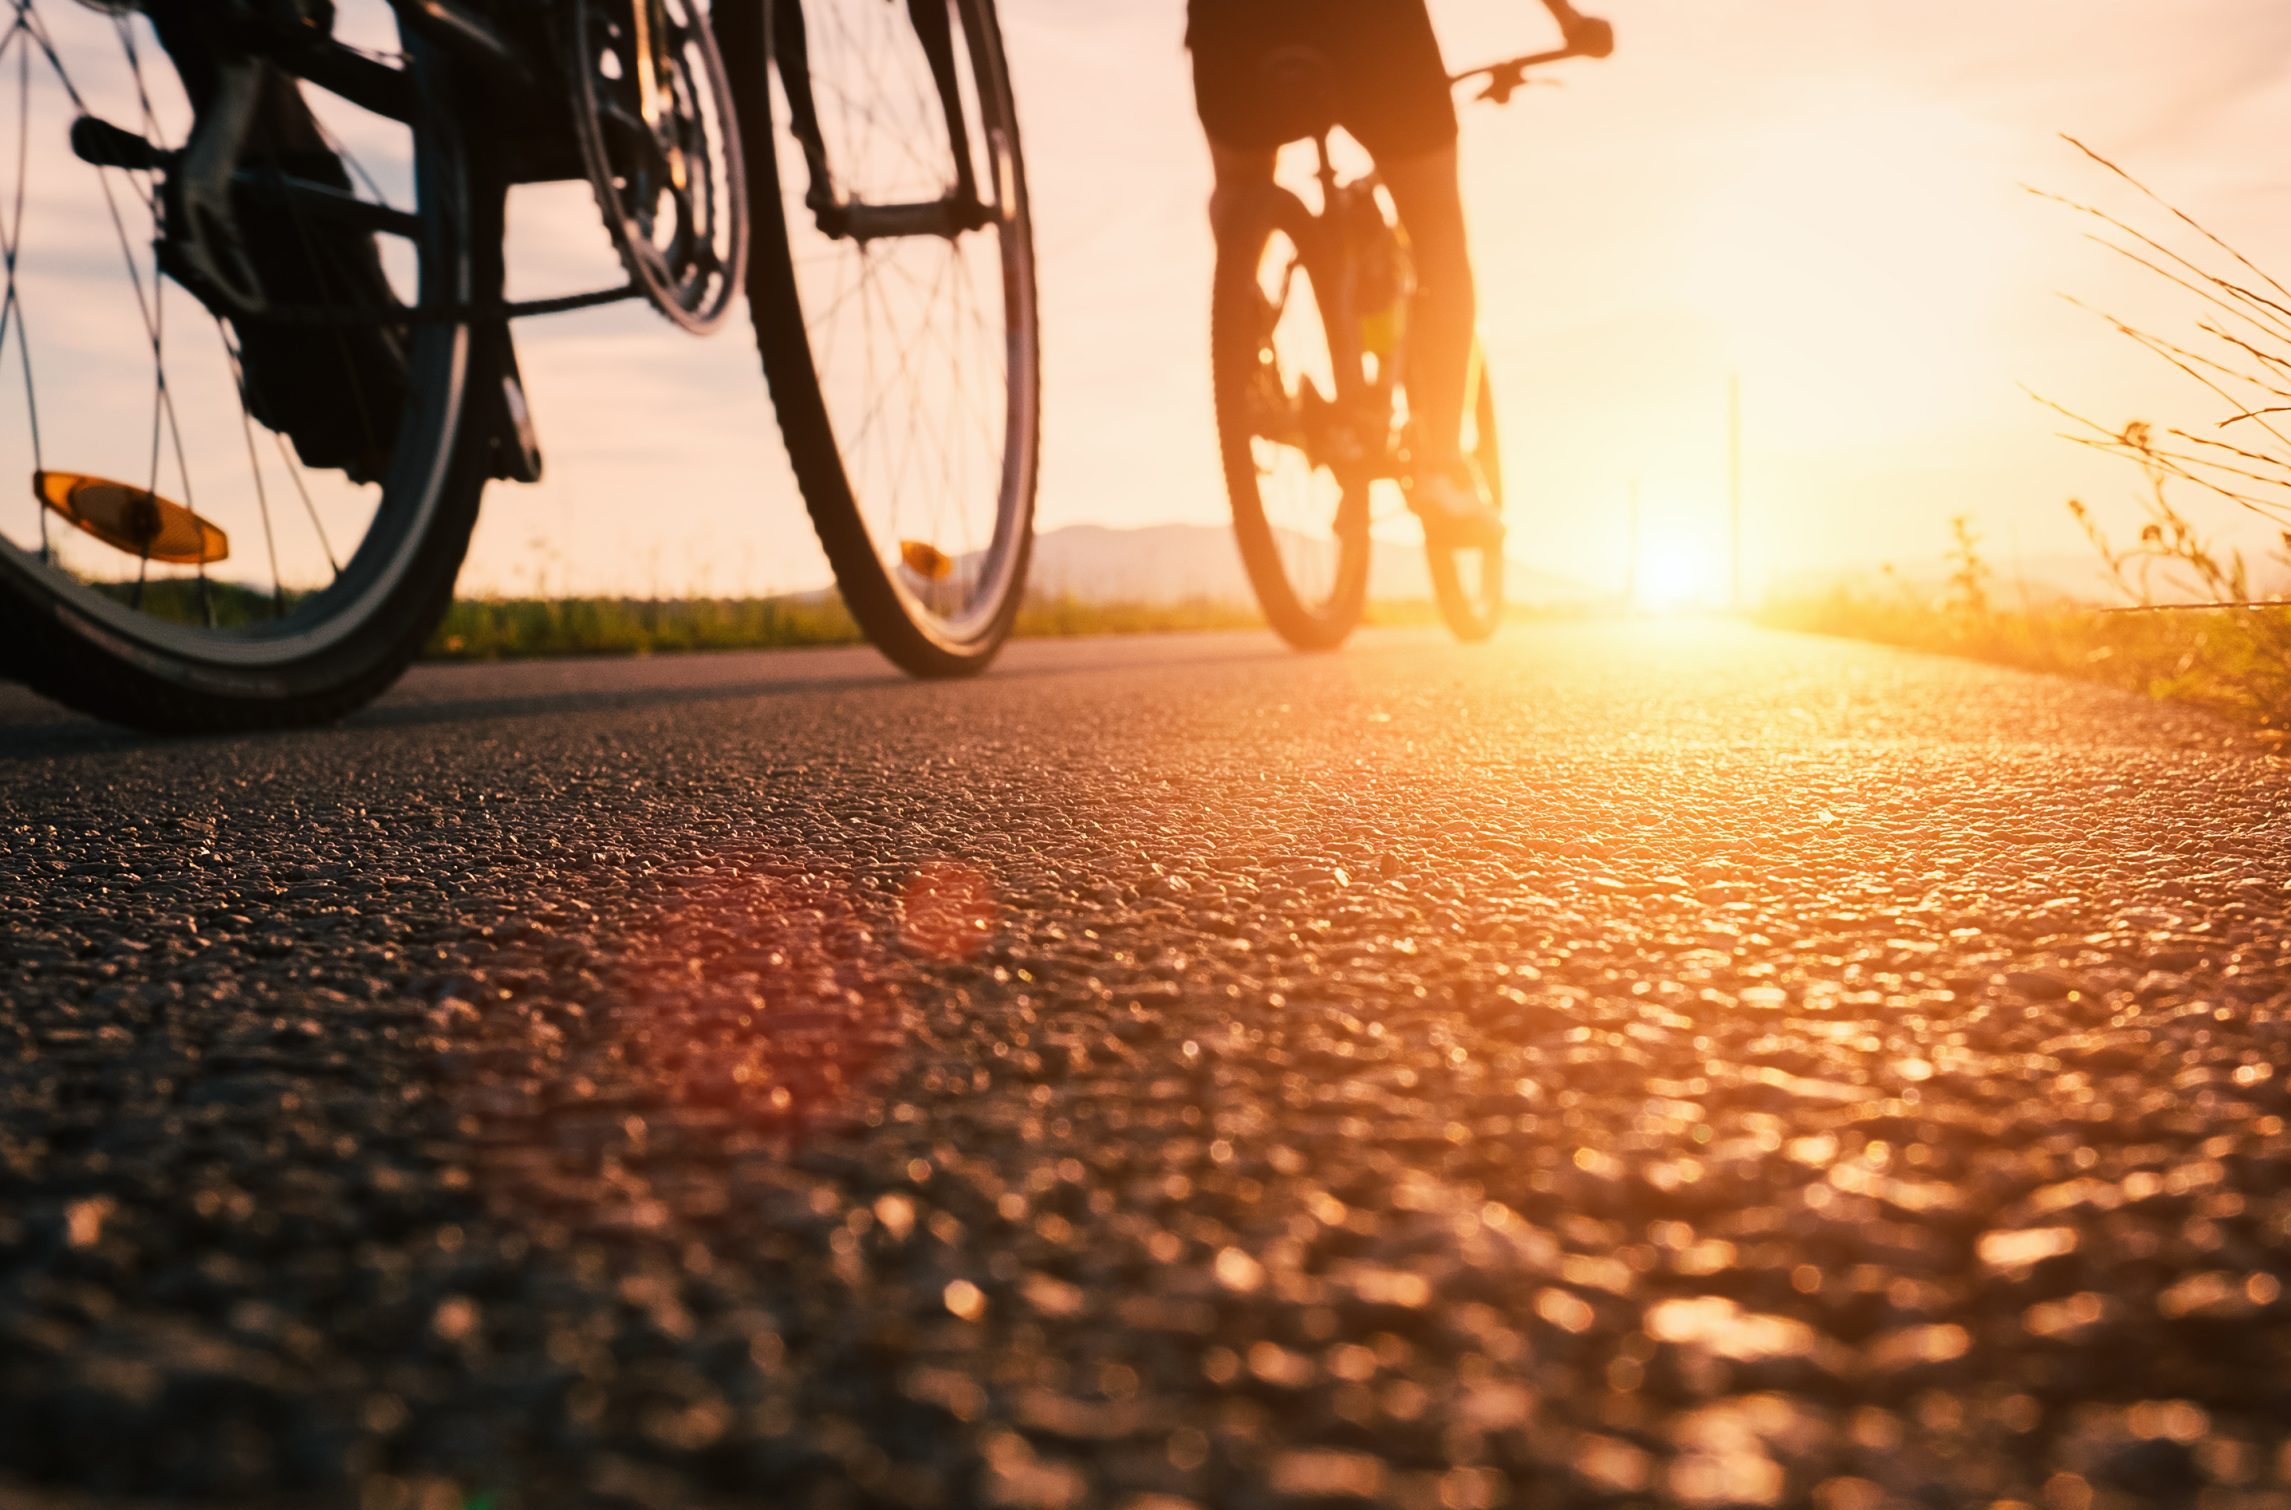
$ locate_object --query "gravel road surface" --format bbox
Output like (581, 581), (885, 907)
(2, 624), (2287, 1510)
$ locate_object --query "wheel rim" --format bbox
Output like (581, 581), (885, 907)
(1234, 223), (1358, 623)
(762, 0), (1036, 651)
(0, 2), (466, 670)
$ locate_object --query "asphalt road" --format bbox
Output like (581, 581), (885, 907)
(2, 624), (2288, 1510)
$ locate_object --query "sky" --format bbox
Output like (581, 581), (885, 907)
(455, 0), (2291, 602)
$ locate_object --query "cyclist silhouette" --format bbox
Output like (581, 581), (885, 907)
(1188, 0), (1610, 546)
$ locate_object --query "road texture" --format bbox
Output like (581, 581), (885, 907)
(2, 623), (2288, 1510)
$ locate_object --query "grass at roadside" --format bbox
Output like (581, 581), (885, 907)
(1765, 142), (2291, 737)
(420, 590), (1572, 663)
(425, 593), (861, 660)
(420, 591), (1270, 661)
(1760, 587), (2291, 733)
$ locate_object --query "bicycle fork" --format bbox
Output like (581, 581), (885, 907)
(775, 0), (995, 243)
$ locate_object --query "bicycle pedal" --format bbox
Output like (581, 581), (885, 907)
(900, 540), (955, 582)
(69, 115), (170, 173)
(36, 471), (229, 566)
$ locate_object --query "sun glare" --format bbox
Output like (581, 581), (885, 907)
(1633, 535), (1732, 613)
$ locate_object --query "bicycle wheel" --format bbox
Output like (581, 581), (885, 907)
(0, 3), (487, 734)
(1427, 360), (1504, 642)
(1212, 188), (1369, 652)
(724, 0), (1038, 678)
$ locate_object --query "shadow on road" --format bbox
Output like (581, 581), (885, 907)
(0, 631), (1299, 760)
(0, 716), (153, 762)
(348, 668), (916, 736)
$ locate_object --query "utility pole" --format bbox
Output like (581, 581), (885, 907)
(1625, 476), (1641, 609)
(1728, 373), (1743, 611)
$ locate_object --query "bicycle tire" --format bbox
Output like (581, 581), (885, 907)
(1427, 363), (1504, 642)
(0, 438), (488, 734)
(724, 0), (1039, 679)
(1212, 188), (1369, 652)
(0, 16), (488, 734)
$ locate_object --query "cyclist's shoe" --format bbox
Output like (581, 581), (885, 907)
(1239, 294), (1302, 444)
(1407, 458), (1505, 550)
(1247, 353), (1294, 439)
(227, 79), (409, 485)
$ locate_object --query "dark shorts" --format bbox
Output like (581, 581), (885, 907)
(1187, 0), (1457, 159)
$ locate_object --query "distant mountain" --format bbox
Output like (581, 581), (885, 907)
(1020, 522), (1596, 606)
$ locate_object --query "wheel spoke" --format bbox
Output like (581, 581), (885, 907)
(0, 2), (454, 664)
(220, 326), (287, 615)
(277, 423), (341, 579)
(20, 1), (199, 536)
(767, 0), (1031, 645)
(0, 17), (43, 556)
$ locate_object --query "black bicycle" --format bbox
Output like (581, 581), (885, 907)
(1211, 27), (1607, 650)
(0, 0), (1036, 732)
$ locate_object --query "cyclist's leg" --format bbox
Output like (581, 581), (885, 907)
(1332, 0), (1472, 471)
(1379, 145), (1476, 470)
(1209, 143), (1279, 247)
(1189, 0), (1284, 245)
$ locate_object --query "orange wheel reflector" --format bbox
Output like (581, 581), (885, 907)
(35, 471), (228, 566)
(899, 539), (954, 582)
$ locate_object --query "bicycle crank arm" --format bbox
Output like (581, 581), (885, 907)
(816, 195), (996, 244)
(72, 116), (421, 306)
(163, 49), (270, 315)
(386, 0), (535, 86)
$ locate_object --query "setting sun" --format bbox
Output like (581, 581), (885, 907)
(1633, 531), (1732, 613)
(6, 3), (2290, 1507)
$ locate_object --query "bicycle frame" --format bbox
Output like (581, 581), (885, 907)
(1291, 37), (1601, 487)
(1295, 133), (1411, 492)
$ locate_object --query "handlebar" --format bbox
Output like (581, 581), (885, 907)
(1450, 19), (1614, 106)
